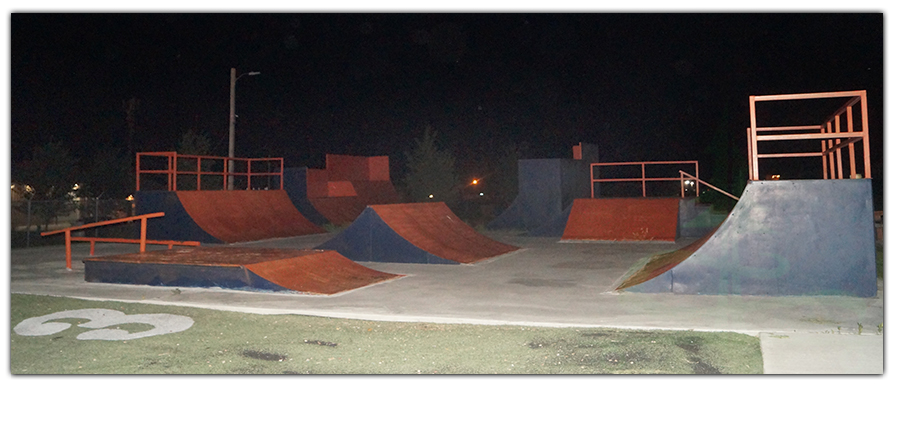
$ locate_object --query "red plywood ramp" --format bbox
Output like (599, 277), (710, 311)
(562, 198), (680, 241)
(317, 202), (519, 264)
(244, 250), (402, 295)
(308, 197), (368, 226)
(176, 190), (324, 243)
(84, 247), (401, 295)
(372, 202), (519, 264)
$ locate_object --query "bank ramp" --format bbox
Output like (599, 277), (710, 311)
(136, 190), (325, 244)
(318, 202), (519, 264)
(618, 179), (877, 297)
(84, 247), (401, 295)
(562, 198), (681, 241)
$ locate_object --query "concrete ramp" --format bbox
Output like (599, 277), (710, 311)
(84, 247), (401, 295)
(137, 190), (324, 243)
(562, 198), (681, 241)
(318, 202), (519, 264)
(488, 158), (592, 234)
(619, 180), (877, 297)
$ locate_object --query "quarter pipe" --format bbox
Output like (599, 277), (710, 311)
(618, 179), (877, 297)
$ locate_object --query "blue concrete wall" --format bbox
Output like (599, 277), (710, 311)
(626, 179), (877, 297)
(488, 158), (591, 235)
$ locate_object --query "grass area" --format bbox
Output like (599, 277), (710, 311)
(10, 293), (764, 375)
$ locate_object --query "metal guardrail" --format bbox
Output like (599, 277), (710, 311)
(136, 151), (284, 191)
(747, 90), (871, 181)
(590, 161), (700, 198)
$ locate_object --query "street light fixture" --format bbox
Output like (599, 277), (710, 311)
(227, 68), (260, 190)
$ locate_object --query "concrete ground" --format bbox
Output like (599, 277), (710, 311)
(9, 232), (884, 374)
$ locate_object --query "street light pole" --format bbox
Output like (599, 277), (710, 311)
(227, 68), (260, 190)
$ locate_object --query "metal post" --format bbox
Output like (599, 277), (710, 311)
(860, 91), (871, 178)
(140, 217), (147, 253)
(228, 68), (236, 190)
(748, 96), (759, 180)
(641, 163), (646, 197)
(65, 229), (72, 271)
(847, 105), (857, 178)
(26, 199), (32, 248)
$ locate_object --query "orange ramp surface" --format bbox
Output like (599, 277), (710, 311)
(84, 247), (401, 295)
(562, 198), (681, 241)
(138, 190), (324, 244)
(318, 202), (519, 264)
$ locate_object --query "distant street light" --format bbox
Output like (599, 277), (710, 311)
(227, 68), (260, 190)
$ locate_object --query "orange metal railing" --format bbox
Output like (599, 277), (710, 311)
(41, 212), (200, 270)
(747, 90), (870, 181)
(136, 151), (284, 191)
(590, 161), (699, 198)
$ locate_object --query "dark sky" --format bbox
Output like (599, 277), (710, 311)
(10, 13), (884, 183)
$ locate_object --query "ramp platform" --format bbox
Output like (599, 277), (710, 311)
(318, 202), (520, 264)
(562, 198), (681, 241)
(618, 179), (877, 297)
(84, 247), (402, 295)
(136, 190), (325, 243)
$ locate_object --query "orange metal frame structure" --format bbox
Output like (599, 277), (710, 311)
(41, 212), (200, 270)
(590, 161), (699, 198)
(747, 90), (870, 181)
(136, 151), (284, 191)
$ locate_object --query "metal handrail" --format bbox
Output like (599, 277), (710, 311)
(41, 212), (198, 270)
(679, 170), (739, 201)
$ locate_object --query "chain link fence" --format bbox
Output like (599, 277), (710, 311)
(11, 198), (135, 248)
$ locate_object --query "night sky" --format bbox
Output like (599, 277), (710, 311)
(10, 12), (884, 195)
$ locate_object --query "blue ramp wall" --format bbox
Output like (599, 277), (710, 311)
(135, 191), (221, 244)
(626, 179), (877, 297)
(282, 167), (330, 226)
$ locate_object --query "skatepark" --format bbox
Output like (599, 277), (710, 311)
(11, 90), (884, 374)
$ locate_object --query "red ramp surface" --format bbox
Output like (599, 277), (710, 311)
(84, 247), (401, 295)
(176, 190), (324, 243)
(306, 155), (400, 225)
(562, 198), (680, 241)
(318, 202), (519, 264)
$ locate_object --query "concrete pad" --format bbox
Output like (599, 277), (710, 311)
(760, 332), (884, 374)
(9, 233), (885, 373)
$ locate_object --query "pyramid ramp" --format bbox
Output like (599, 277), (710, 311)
(318, 202), (519, 264)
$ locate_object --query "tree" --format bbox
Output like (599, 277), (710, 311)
(12, 140), (77, 230)
(176, 129), (216, 189)
(490, 142), (525, 206)
(177, 129), (213, 156)
(402, 125), (459, 204)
